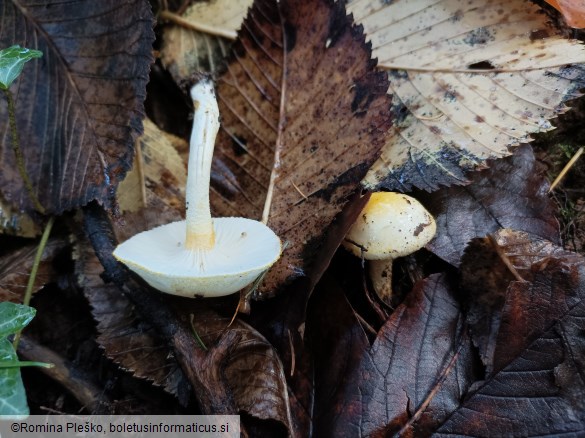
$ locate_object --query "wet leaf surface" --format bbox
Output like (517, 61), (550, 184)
(350, 0), (585, 192)
(326, 274), (476, 437)
(423, 144), (560, 266)
(210, 0), (392, 296)
(0, 0), (154, 214)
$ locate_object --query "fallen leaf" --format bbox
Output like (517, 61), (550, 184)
(0, 0), (154, 214)
(422, 144), (560, 266)
(117, 119), (187, 213)
(0, 237), (66, 302)
(546, 0), (585, 28)
(328, 274), (476, 436)
(461, 228), (584, 375)
(160, 0), (251, 83)
(0, 197), (40, 237)
(437, 255), (585, 435)
(211, 0), (392, 296)
(348, 0), (585, 191)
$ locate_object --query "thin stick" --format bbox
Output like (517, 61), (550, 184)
(13, 215), (55, 349)
(549, 146), (584, 192)
(159, 10), (237, 40)
(3, 89), (45, 213)
(135, 140), (147, 208)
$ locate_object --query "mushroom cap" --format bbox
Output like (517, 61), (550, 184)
(113, 217), (281, 298)
(343, 192), (436, 260)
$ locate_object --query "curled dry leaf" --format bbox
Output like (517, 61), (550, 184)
(0, 237), (66, 302)
(0, 0), (154, 214)
(545, 0), (585, 28)
(347, 0), (585, 191)
(211, 0), (392, 296)
(160, 0), (251, 82)
(461, 228), (585, 375)
(437, 235), (585, 435)
(422, 144), (560, 266)
(328, 274), (475, 437)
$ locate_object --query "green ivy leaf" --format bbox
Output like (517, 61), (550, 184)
(0, 45), (42, 90)
(0, 338), (28, 417)
(0, 302), (35, 338)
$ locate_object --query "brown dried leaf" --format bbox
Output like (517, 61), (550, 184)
(211, 0), (392, 296)
(348, 0), (585, 191)
(117, 119), (187, 213)
(437, 246), (585, 435)
(160, 0), (251, 82)
(328, 274), (475, 436)
(461, 228), (584, 375)
(0, 0), (154, 214)
(423, 144), (560, 266)
(0, 197), (39, 237)
(0, 237), (66, 302)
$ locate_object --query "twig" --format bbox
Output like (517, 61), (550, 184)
(549, 146), (584, 192)
(3, 88), (45, 213)
(17, 335), (111, 413)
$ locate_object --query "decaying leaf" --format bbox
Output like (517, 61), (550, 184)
(461, 228), (584, 375)
(0, 237), (66, 302)
(0, 197), (39, 237)
(545, 0), (585, 28)
(117, 119), (187, 213)
(437, 235), (585, 435)
(160, 0), (251, 83)
(74, 233), (186, 398)
(211, 0), (392, 296)
(423, 144), (560, 266)
(328, 274), (475, 436)
(0, 0), (154, 214)
(348, 0), (585, 191)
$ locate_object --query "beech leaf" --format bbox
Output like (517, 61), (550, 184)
(211, 0), (392, 296)
(348, 0), (585, 191)
(329, 274), (475, 436)
(438, 236), (585, 435)
(0, 0), (154, 214)
(422, 144), (560, 266)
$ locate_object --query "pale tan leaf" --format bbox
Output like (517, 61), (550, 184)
(0, 197), (40, 238)
(117, 119), (187, 213)
(160, 0), (252, 83)
(347, 0), (585, 191)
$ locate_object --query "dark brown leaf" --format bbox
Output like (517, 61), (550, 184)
(461, 228), (585, 375)
(0, 237), (66, 302)
(423, 145), (560, 266)
(328, 274), (475, 437)
(211, 0), (392, 296)
(0, 0), (154, 214)
(437, 258), (585, 435)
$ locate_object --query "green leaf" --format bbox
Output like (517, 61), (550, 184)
(0, 338), (28, 417)
(0, 302), (35, 337)
(0, 45), (42, 90)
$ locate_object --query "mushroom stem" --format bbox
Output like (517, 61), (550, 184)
(369, 258), (393, 305)
(185, 80), (220, 250)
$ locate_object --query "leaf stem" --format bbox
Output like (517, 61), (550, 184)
(0, 360), (53, 369)
(13, 215), (55, 349)
(3, 88), (45, 214)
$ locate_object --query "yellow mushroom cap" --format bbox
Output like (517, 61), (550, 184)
(343, 192), (436, 260)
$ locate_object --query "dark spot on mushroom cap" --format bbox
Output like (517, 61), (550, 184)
(413, 221), (432, 237)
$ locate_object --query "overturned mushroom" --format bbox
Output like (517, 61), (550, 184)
(343, 192), (436, 304)
(114, 79), (281, 298)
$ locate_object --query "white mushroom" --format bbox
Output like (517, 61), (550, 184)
(113, 79), (281, 298)
(343, 192), (436, 304)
